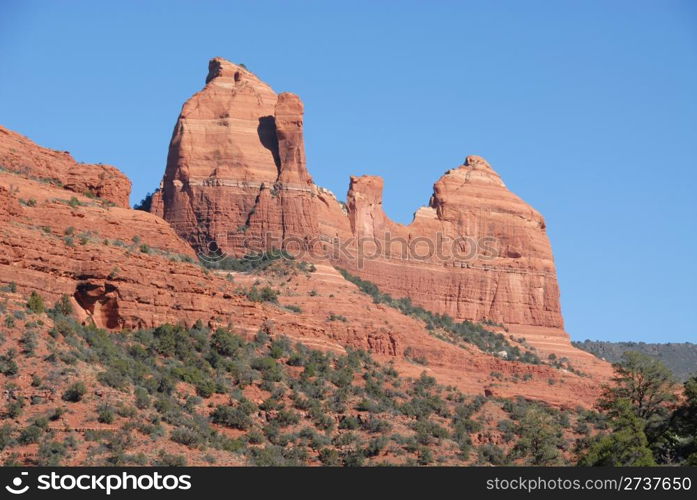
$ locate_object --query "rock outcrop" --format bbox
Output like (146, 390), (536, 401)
(333, 155), (563, 328)
(0, 122), (611, 409)
(152, 58), (563, 330)
(0, 125), (131, 207)
(151, 58), (318, 257)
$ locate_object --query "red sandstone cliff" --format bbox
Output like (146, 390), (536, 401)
(152, 58), (563, 330)
(0, 123), (611, 409)
(335, 155), (563, 329)
(0, 125), (131, 208)
(151, 58), (318, 255)
(0, 54), (617, 415)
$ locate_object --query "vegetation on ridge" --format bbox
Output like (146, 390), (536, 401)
(577, 351), (697, 466)
(2, 284), (695, 466)
(0, 290), (606, 466)
(201, 248), (303, 273)
(133, 191), (155, 212)
(335, 268), (541, 365)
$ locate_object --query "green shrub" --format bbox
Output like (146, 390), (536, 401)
(251, 357), (283, 382)
(362, 416), (392, 434)
(246, 430), (264, 445)
(18, 424), (43, 444)
(49, 408), (65, 421)
(0, 424), (15, 450)
(201, 249), (291, 272)
(62, 381), (87, 402)
(211, 401), (255, 430)
(97, 368), (127, 389)
(249, 445), (295, 466)
(339, 416), (360, 430)
(412, 419), (450, 444)
(116, 404), (137, 419)
(171, 365), (215, 397)
(341, 449), (366, 467)
(26, 291), (45, 314)
(211, 328), (243, 356)
(365, 436), (388, 457)
(38, 440), (67, 466)
(97, 404), (115, 424)
(417, 446), (434, 465)
(20, 331), (37, 355)
(49, 295), (74, 318)
(0, 351), (19, 376)
(269, 337), (291, 359)
(170, 427), (203, 448)
(154, 451), (187, 466)
(477, 443), (508, 465)
(245, 286), (279, 303)
(6, 400), (23, 418)
(150, 324), (195, 359)
(319, 448), (341, 466)
(68, 196), (83, 208)
(134, 387), (150, 409)
(327, 313), (348, 322)
(274, 409), (300, 427)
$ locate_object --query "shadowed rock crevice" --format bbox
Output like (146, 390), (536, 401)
(257, 116), (281, 172)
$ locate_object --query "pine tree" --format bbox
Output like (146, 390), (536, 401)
(598, 351), (675, 422)
(511, 408), (563, 465)
(579, 398), (656, 466)
(667, 375), (697, 463)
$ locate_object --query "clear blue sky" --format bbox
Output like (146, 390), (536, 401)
(1, 1), (695, 343)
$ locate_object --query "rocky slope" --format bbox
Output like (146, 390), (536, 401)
(0, 126), (131, 208)
(0, 123), (611, 411)
(151, 58), (563, 334)
(0, 300), (609, 466)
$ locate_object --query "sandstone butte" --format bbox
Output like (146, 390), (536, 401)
(0, 58), (612, 409)
(151, 58), (601, 369)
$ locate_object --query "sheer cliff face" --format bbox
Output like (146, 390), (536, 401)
(153, 58), (563, 329)
(337, 156), (563, 329)
(151, 58), (318, 254)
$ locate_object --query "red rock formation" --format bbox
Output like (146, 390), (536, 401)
(0, 124), (611, 408)
(275, 93), (311, 185)
(0, 185), (23, 218)
(0, 125), (131, 207)
(151, 58), (562, 330)
(334, 155), (563, 329)
(151, 58), (318, 257)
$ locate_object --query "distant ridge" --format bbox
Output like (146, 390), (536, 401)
(573, 340), (697, 381)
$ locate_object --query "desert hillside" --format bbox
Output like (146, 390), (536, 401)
(0, 59), (618, 466)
